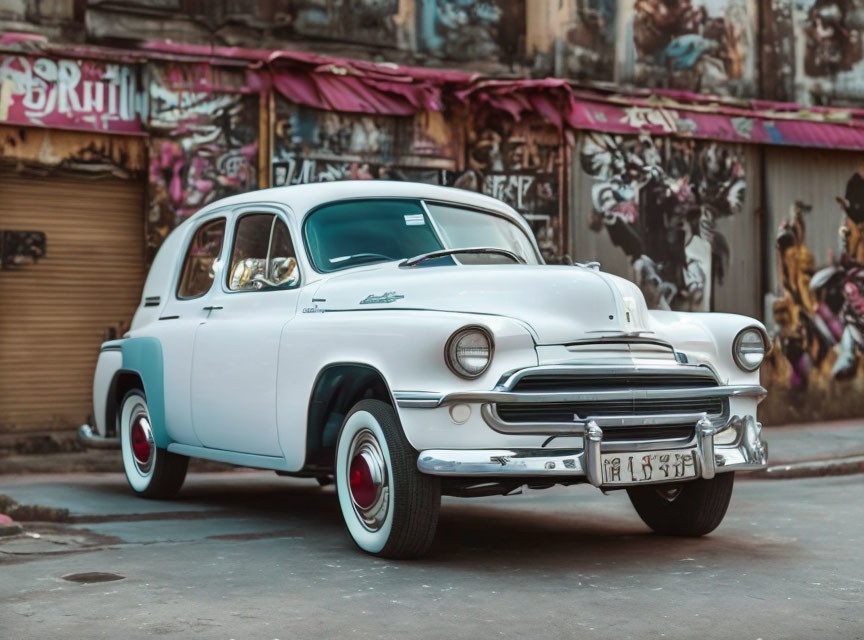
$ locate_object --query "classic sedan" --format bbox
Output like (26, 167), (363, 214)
(81, 181), (768, 558)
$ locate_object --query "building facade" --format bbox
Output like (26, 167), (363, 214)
(2, 0), (864, 432)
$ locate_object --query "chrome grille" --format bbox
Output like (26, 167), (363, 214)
(496, 397), (725, 423)
(492, 367), (726, 441)
(510, 373), (718, 392)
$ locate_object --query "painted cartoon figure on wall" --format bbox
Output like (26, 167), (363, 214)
(773, 165), (864, 390)
(627, 0), (754, 96)
(581, 132), (745, 311)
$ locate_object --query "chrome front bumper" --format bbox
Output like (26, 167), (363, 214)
(417, 414), (768, 486)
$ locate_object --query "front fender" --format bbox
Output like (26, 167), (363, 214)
(648, 310), (767, 385)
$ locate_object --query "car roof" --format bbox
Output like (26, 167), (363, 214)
(189, 180), (532, 234)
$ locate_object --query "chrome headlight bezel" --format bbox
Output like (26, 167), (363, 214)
(732, 327), (767, 372)
(445, 326), (494, 379)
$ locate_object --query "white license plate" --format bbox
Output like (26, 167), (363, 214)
(600, 448), (698, 486)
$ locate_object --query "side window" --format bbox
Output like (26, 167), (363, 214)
(227, 214), (299, 291)
(177, 218), (225, 299)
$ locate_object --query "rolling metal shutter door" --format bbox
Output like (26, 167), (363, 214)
(0, 173), (145, 433)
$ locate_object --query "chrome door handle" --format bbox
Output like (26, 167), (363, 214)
(203, 305), (223, 311)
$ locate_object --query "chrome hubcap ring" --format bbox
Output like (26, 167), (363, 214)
(346, 428), (389, 532)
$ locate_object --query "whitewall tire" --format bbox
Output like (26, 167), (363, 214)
(119, 391), (188, 499)
(335, 399), (440, 558)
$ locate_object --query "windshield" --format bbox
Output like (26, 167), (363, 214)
(304, 198), (540, 273)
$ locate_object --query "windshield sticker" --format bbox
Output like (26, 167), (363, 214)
(360, 292), (405, 305)
(404, 214), (425, 226)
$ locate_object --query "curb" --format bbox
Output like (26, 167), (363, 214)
(749, 454), (864, 480)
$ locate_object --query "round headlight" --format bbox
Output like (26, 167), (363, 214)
(445, 326), (493, 379)
(733, 328), (766, 371)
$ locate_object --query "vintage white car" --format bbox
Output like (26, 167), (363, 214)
(81, 181), (768, 558)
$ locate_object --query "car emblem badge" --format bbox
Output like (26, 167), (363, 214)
(360, 291), (405, 305)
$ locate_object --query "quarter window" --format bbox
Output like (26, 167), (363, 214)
(227, 214), (299, 291)
(177, 218), (226, 299)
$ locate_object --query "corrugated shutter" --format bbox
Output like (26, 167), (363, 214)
(0, 173), (145, 433)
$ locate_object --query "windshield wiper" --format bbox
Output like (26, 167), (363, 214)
(329, 252), (395, 267)
(401, 247), (525, 267)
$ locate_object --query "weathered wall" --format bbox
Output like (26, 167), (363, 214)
(0, 124), (146, 175)
(762, 148), (864, 423)
(762, 0), (864, 105)
(147, 62), (259, 257)
(271, 97), (459, 186)
(270, 99), (566, 261)
(572, 132), (761, 317)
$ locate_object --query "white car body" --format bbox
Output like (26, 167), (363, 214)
(84, 180), (768, 555)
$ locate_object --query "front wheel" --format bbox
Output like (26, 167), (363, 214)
(119, 391), (188, 499)
(335, 399), (440, 558)
(627, 473), (735, 537)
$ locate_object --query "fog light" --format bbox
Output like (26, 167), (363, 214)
(449, 404), (471, 424)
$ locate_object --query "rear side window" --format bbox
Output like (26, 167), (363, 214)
(176, 219), (226, 299)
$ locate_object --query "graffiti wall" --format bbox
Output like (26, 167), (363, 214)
(147, 64), (259, 257)
(0, 55), (146, 133)
(527, 0), (617, 81)
(763, 148), (864, 423)
(290, 0), (408, 49)
(455, 112), (563, 260)
(620, 0), (758, 96)
(574, 132), (759, 315)
(271, 99), (563, 260)
(271, 97), (459, 186)
(415, 0), (524, 63)
(793, 0), (864, 105)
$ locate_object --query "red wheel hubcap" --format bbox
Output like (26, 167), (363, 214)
(131, 420), (151, 464)
(349, 454), (376, 508)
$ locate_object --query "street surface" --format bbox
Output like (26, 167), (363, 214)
(0, 472), (862, 639)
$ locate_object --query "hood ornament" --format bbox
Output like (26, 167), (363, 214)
(360, 291), (405, 305)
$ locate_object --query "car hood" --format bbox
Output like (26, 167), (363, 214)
(311, 263), (652, 345)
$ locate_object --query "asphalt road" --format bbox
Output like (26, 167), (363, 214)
(0, 472), (862, 640)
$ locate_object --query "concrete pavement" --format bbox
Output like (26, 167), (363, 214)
(0, 471), (862, 639)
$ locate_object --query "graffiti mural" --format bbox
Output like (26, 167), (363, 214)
(559, 0), (617, 80)
(147, 64), (258, 256)
(271, 100), (458, 187)
(291, 0), (406, 48)
(270, 100), (562, 260)
(453, 113), (561, 259)
(0, 55), (145, 133)
(792, 0), (864, 104)
(416, 0), (524, 63)
(771, 166), (864, 395)
(623, 0), (756, 96)
(580, 132), (746, 311)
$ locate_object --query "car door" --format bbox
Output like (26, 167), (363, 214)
(189, 206), (301, 456)
(152, 214), (228, 448)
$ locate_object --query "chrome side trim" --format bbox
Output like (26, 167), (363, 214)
(438, 384), (765, 406)
(392, 391), (443, 408)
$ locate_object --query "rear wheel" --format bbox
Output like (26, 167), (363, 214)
(119, 391), (188, 499)
(627, 473), (735, 537)
(335, 399), (440, 558)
